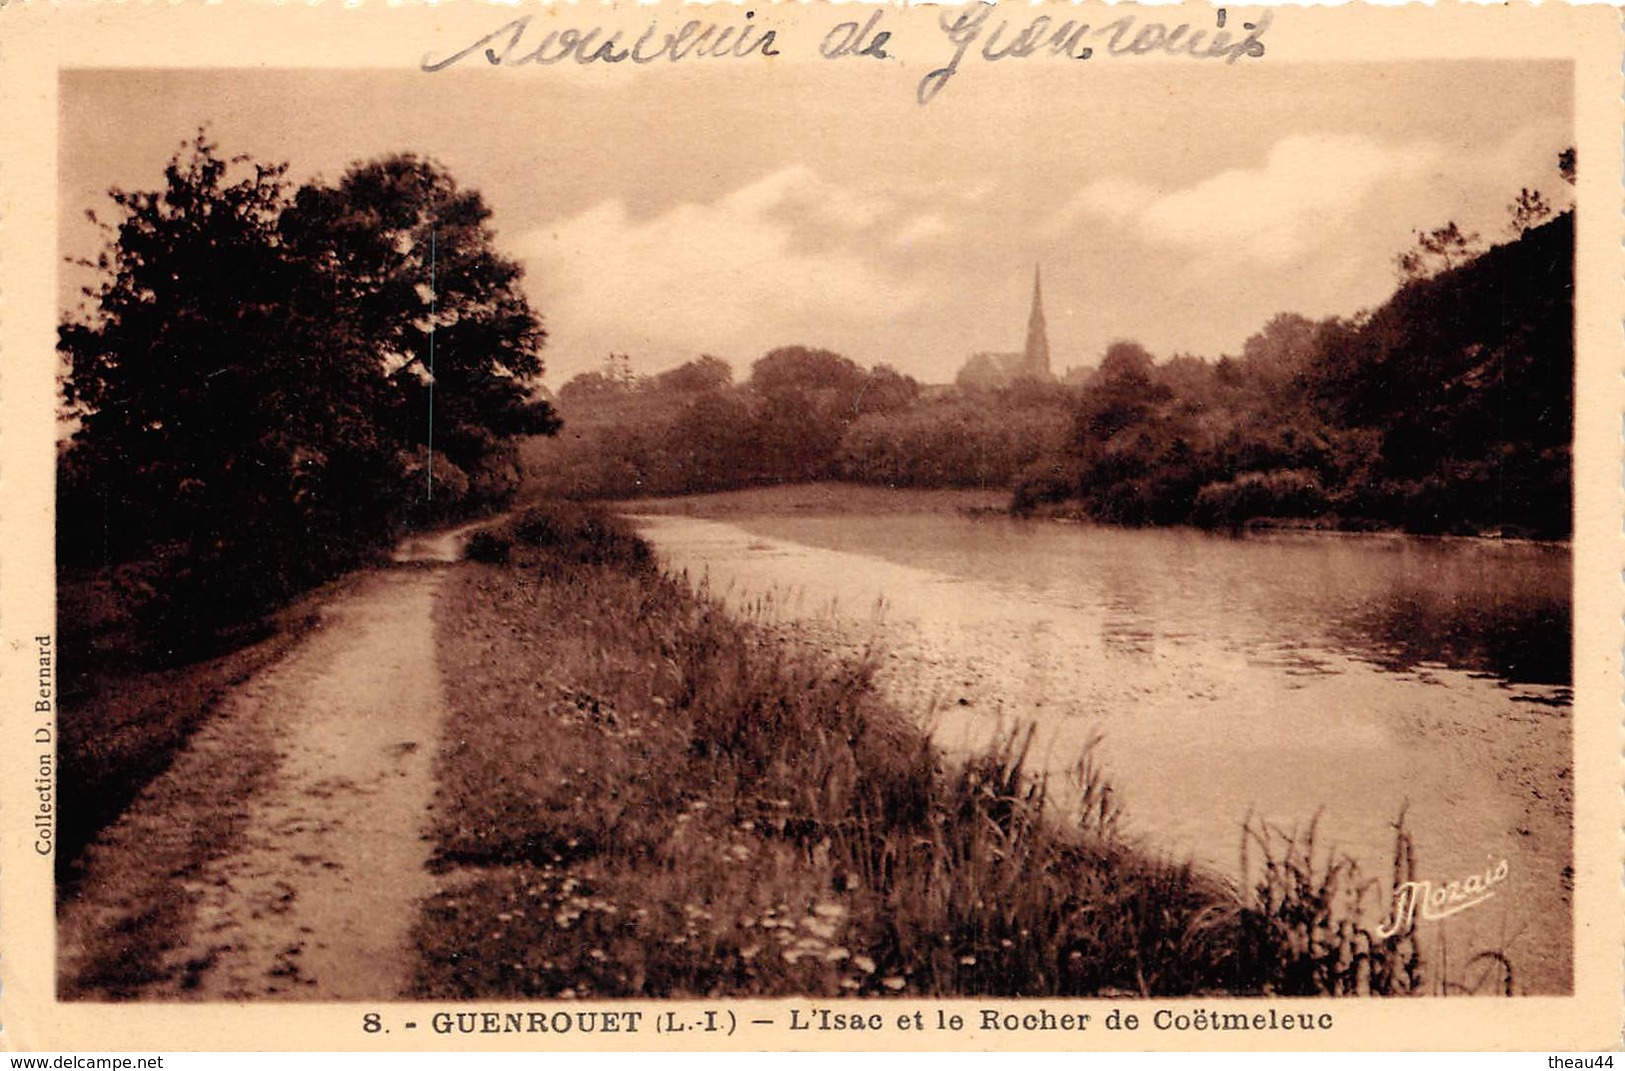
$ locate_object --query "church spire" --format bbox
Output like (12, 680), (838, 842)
(1023, 264), (1050, 378)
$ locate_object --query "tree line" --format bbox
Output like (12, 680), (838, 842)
(1013, 204), (1572, 538)
(59, 134), (558, 657)
(532, 346), (1090, 498)
(538, 166), (1572, 540)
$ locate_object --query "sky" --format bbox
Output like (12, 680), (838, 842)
(59, 61), (1572, 386)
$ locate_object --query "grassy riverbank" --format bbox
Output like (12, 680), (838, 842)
(616, 483), (1006, 519)
(417, 504), (1431, 997)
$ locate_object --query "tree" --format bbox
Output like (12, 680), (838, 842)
(64, 136), (333, 558)
(60, 134), (418, 644)
(282, 154), (558, 514)
(749, 346), (866, 397)
(1096, 340), (1156, 386)
(854, 364), (920, 416)
(668, 389), (755, 489)
(1395, 222), (1482, 282)
(1506, 187), (1552, 237)
(559, 370), (627, 405)
(61, 135), (560, 650)
(744, 346), (869, 481)
(655, 354), (733, 394)
(1073, 341), (1165, 442)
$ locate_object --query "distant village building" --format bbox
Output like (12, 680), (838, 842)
(955, 266), (1056, 390)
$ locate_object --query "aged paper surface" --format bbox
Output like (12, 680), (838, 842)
(1, 0), (1620, 1053)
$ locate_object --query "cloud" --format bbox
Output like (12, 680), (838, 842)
(1043, 124), (1571, 365)
(1056, 175), (1158, 229)
(520, 167), (923, 372)
(725, 165), (887, 232)
(891, 213), (949, 248)
(1062, 134), (1443, 265)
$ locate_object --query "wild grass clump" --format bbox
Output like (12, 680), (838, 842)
(463, 529), (512, 564)
(419, 504), (1493, 998)
(1230, 811), (1519, 996)
(1231, 814), (1423, 996)
(509, 501), (653, 574)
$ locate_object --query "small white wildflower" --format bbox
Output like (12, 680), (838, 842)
(804, 918), (838, 941)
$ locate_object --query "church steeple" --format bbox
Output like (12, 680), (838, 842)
(1023, 264), (1051, 378)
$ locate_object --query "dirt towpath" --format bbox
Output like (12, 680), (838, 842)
(391, 519), (487, 565)
(60, 528), (473, 1000)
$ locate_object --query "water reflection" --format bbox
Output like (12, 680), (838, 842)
(722, 514), (1572, 692)
(1100, 563), (1158, 658)
(1330, 583), (1570, 686)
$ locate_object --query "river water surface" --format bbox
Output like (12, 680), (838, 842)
(628, 497), (1572, 995)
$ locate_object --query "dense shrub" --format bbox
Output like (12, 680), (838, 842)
(510, 502), (654, 574)
(464, 530), (513, 564)
(1191, 469), (1329, 528)
(836, 397), (1071, 490)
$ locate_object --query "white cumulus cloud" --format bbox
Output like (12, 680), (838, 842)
(1063, 134), (1443, 265)
(892, 213), (949, 248)
(521, 167), (922, 371)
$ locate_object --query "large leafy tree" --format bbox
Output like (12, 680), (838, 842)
(746, 346), (870, 481)
(282, 155), (559, 514)
(748, 345), (865, 398)
(60, 137), (379, 563)
(60, 135), (557, 646)
(60, 135), (411, 644)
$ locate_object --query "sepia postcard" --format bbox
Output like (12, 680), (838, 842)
(0, 0), (1620, 1053)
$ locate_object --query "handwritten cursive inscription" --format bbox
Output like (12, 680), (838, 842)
(419, 6), (1272, 103)
(421, 12), (779, 73)
(1377, 857), (1510, 937)
(919, 7), (1273, 104)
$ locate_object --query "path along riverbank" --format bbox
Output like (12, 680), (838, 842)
(58, 528), (470, 1000)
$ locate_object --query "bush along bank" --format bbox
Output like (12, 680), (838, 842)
(416, 503), (1451, 998)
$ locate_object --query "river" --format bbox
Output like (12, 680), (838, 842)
(626, 493), (1573, 995)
